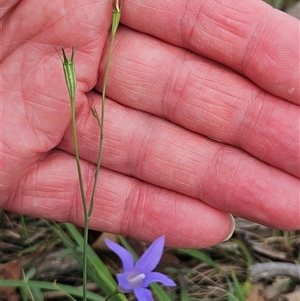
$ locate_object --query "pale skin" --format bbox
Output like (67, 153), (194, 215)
(1, 0), (299, 248)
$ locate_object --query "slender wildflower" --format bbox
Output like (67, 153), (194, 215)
(58, 46), (89, 301)
(105, 236), (176, 301)
(58, 1), (124, 300)
(58, 46), (87, 219)
(90, 0), (123, 207)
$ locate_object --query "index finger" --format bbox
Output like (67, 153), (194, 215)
(122, 0), (299, 104)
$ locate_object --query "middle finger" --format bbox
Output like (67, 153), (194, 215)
(59, 92), (299, 230)
(97, 26), (299, 177)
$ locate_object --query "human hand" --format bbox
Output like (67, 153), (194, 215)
(1, 0), (299, 248)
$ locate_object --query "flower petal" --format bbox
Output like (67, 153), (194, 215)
(143, 272), (176, 287)
(105, 238), (134, 272)
(134, 236), (165, 274)
(134, 287), (155, 301)
(116, 272), (132, 292)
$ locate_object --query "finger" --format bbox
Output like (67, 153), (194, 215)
(0, 1), (111, 60)
(5, 149), (234, 248)
(0, 0), (19, 20)
(121, 0), (299, 104)
(1, 0), (108, 201)
(59, 92), (300, 230)
(97, 27), (299, 178)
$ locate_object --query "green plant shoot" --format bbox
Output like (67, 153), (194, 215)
(90, 0), (123, 215)
(58, 46), (87, 220)
(58, 1), (124, 300)
(60, 46), (76, 102)
(58, 46), (89, 301)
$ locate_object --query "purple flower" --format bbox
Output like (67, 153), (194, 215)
(105, 235), (176, 301)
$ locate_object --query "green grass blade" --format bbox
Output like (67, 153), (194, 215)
(29, 286), (45, 301)
(118, 235), (138, 261)
(178, 249), (221, 271)
(48, 222), (127, 300)
(180, 287), (190, 301)
(23, 268), (43, 301)
(64, 223), (114, 282)
(231, 271), (246, 301)
(151, 283), (173, 301)
(232, 239), (254, 269)
(0, 280), (104, 301)
(63, 223), (128, 301)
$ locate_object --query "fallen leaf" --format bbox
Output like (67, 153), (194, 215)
(0, 260), (21, 301)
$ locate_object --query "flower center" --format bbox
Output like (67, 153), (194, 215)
(127, 272), (146, 287)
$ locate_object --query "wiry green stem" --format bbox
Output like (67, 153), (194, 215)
(89, 0), (123, 218)
(58, 46), (88, 301)
(59, 2), (123, 301)
(104, 288), (120, 301)
(88, 5), (122, 296)
(59, 47), (87, 221)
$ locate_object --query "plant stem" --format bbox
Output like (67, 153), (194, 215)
(85, 2), (123, 300)
(89, 1), (122, 218)
(59, 2), (123, 300)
